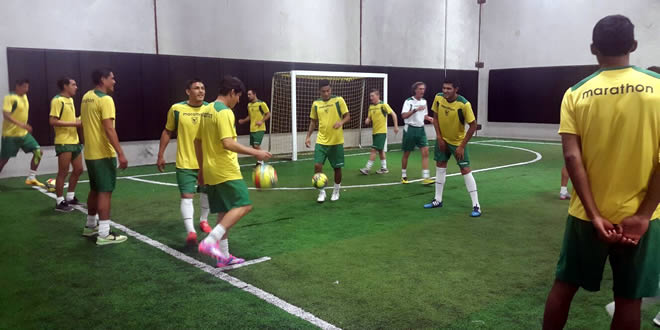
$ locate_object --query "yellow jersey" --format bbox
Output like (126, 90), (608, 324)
(431, 94), (476, 146)
(368, 102), (393, 135)
(165, 101), (208, 170)
(50, 95), (79, 145)
(559, 66), (660, 223)
(81, 90), (117, 160)
(248, 100), (270, 132)
(196, 101), (242, 185)
(310, 96), (349, 146)
(2, 93), (29, 137)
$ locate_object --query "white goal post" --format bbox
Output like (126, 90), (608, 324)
(269, 70), (388, 160)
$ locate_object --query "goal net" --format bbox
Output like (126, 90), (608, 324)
(268, 70), (388, 160)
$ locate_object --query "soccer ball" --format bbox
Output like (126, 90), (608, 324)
(312, 173), (328, 189)
(252, 164), (277, 189)
(46, 178), (56, 192)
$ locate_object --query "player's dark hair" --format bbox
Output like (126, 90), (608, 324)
(647, 66), (660, 74)
(369, 88), (380, 95)
(15, 79), (29, 86)
(92, 68), (113, 85)
(319, 80), (330, 89)
(411, 81), (425, 95)
(57, 77), (74, 91)
(592, 15), (635, 56)
(443, 77), (461, 89)
(247, 89), (257, 95)
(185, 78), (204, 90)
(218, 75), (245, 96)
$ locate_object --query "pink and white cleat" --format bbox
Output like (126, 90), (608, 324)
(198, 240), (223, 259)
(559, 193), (571, 200)
(216, 255), (245, 268)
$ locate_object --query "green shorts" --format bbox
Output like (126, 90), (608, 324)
(555, 215), (660, 298)
(206, 179), (251, 213)
(85, 158), (117, 193)
(176, 168), (200, 194)
(402, 126), (428, 151)
(55, 144), (83, 160)
(250, 131), (265, 146)
(371, 133), (387, 151)
(434, 141), (471, 168)
(1, 133), (40, 159)
(314, 144), (345, 168)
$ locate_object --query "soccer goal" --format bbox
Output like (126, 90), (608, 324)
(268, 70), (388, 160)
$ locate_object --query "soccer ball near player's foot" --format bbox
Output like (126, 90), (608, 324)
(46, 178), (56, 192)
(312, 173), (328, 189)
(253, 164), (278, 189)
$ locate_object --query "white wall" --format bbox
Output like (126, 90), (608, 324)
(478, 0), (660, 140)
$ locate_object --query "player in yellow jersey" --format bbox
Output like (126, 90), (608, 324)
(238, 89), (270, 164)
(49, 77), (83, 212)
(543, 15), (660, 330)
(0, 79), (44, 186)
(426, 78), (481, 217)
(360, 89), (398, 175)
(194, 76), (272, 268)
(80, 69), (128, 245)
(305, 80), (351, 203)
(157, 78), (211, 245)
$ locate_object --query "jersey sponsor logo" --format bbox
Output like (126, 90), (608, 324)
(582, 84), (654, 99)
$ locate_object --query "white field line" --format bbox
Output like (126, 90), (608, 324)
(121, 142), (542, 191)
(478, 139), (562, 146)
(32, 186), (340, 330)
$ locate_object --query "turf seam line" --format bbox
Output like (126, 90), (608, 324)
(32, 186), (341, 330)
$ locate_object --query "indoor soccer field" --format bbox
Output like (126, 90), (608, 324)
(1, 138), (657, 329)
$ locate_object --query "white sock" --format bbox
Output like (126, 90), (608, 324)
(381, 159), (387, 169)
(560, 186), (568, 195)
(333, 183), (341, 192)
(56, 196), (64, 204)
(181, 198), (195, 233)
(402, 169), (407, 178)
(66, 192), (75, 201)
(199, 193), (210, 223)
(435, 167), (447, 202)
(422, 169), (430, 179)
(205, 224), (226, 244)
(463, 172), (480, 207)
(98, 220), (111, 238)
(27, 170), (36, 180)
(365, 160), (374, 170)
(219, 239), (229, 258)
(86, 214), (98, 228)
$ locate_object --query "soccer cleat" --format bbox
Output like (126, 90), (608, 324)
(401, 177), (409, 184)
(605, 302), (615, 317)
(376, 168), (389, 174)
(216, 254), (245, 268)
(96, 232), (128, 245)
(199, 221), (212, 233)
(198, 240), (223, 259)
(359, 168), (369, 175)
(559, 193), (571, 200)
(186, 232), (198, 245)
(331, 189), (340, 201)
(317, 189), (326, 203)
(471, 206), (482, 217)
(55, 201), (74, 212)
(422, 178), (435, 185)
(67, 197), (84, 206)
(423, 199), (443, 209)
(25, 178), (45, 187)
(653, 311), (660, 327)
(82, 225), (99, 237)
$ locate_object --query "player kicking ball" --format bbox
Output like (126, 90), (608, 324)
(425, 78), (481, 217)
(305, 80), (350, 203)
(360, 89), (399, 175)
(194, 76), (271, 267)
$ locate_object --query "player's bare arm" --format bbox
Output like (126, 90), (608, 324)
(221, 137), (272, 161)
(3, 111), (32, 133)
(156, 128), (174, 172)
(102, 118), (128, 169)
(456, 120), (477, 161)
(305, 119), (317, 148)
(333, 112), (350, 129)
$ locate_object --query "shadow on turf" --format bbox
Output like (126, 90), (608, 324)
(0, 184), (30, 192)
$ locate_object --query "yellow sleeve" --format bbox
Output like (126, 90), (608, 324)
(367, 107), (373, 119)
(3, 95), (14, 112)
(558, 89), (577, 135)
(260, 102), (269, 114)
(310, 102), (318, 120)
(165, 107), (176, 131)
(431, 96), (439, 113)
(100, 97), (116, 121)
(464, 102), (476, 124)
(195, 115), (202, 141)
(339, 97), (349, 115)
(49, 98), (63, 118)
(385, 103), (393, 114)
(218, 111), (237, 140)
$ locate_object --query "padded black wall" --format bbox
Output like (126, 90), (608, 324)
(488, 65), (599, 124)
(7, 47), (478, 146)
